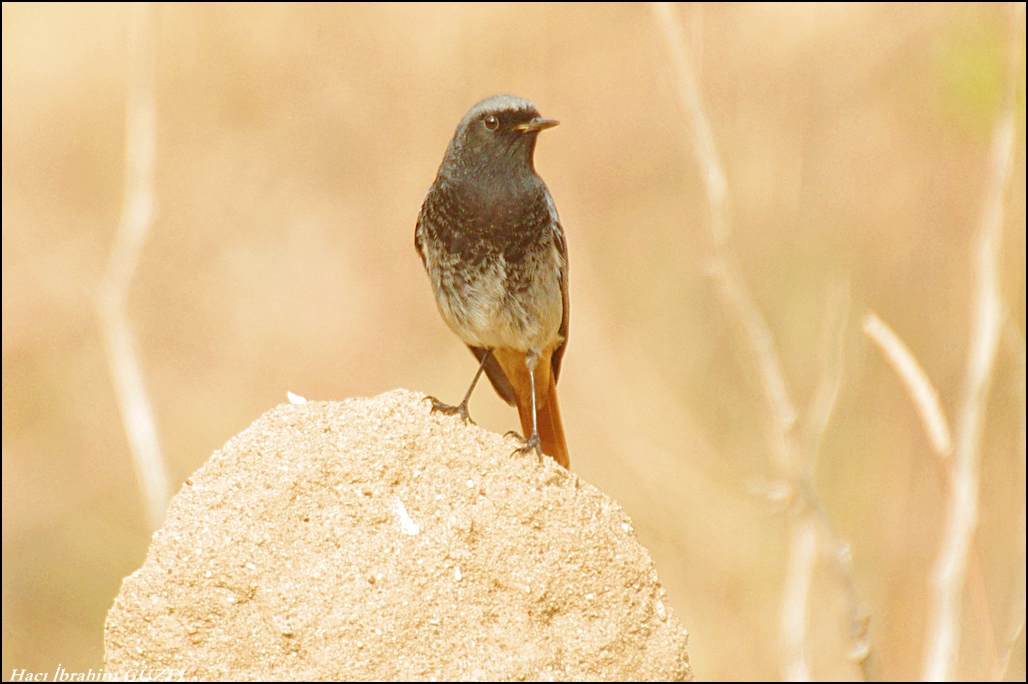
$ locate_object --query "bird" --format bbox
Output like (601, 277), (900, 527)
(415, 94), (570, 469)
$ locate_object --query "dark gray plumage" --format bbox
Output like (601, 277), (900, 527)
(415, 94), (570, 467)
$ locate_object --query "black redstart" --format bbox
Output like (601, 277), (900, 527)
(415, 94), (570, 468)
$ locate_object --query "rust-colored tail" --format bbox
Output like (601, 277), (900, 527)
(489, 346), (570, 469)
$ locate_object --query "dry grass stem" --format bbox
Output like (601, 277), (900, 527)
(920, 6), (1018, 670)
(650, 2), (728, 245)
(95, 2), (168, 531)
(991, 14), (1025, 680)
(991, 323), (1026, 681)
(652, 4), (868, 679)
(781, 516), (818, 681)
(804, 285), (851, 469)
(862, 312), (953, 459)
(808, 288), (873, 669)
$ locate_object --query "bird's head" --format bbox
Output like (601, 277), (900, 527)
(439, 95), (558, 182)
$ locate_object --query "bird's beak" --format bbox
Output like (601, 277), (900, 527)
(515, 117), (560, 133)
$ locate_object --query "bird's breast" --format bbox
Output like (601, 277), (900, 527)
(418, 182), (564, 352)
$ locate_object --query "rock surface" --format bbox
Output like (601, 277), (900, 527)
(104, 389), (692, 680)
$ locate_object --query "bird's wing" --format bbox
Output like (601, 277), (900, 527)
(414, 197), (429, 268)
(469, 345), (517, 406)
(547, 195), (569, 383)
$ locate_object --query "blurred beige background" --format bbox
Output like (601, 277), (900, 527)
(2, 3), (1025, 680)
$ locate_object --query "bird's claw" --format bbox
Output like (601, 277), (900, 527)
(508, 431), (542, 460)
(426, 395), (472, 424)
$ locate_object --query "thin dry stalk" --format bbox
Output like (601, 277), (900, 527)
(782, 516), (818, 681)
(96, 3), (169, 531)
(808, 288), (873, 667)
(992, 324), (1026, 681)
(804, 285), (851, 469)
(652, 3), (868, 679)
(919, 3), (1021, 667)
(862, 313), (953, 459)
(989, 11), (1025, 680)
(921, 30), (1016, 676)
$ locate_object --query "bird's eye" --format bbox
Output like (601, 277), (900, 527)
(484, 115), (499, 131)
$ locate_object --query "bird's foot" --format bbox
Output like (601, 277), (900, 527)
(508, 431), (543, 460)
(425, 395), (473, 424)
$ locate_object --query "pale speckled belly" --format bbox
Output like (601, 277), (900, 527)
(428, 247), (564, 353)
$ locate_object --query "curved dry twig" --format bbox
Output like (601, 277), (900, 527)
(95, 2), (169, 531)
(862, 313), (954, 459)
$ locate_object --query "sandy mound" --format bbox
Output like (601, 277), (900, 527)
(104, 389), (692, 680)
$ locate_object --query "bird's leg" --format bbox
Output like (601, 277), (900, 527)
(428, 349), (491, 424)
(514, 350), (542, 458)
